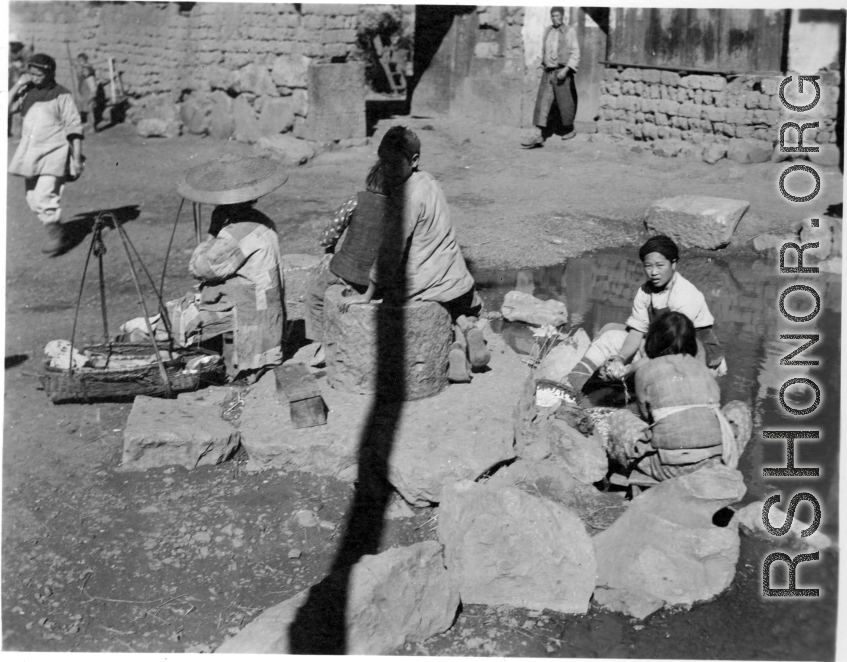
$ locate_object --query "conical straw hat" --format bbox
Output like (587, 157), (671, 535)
(177, 153), (288, 204)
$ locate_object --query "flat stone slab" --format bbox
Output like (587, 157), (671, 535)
(121, 394), (240, 471)
(215, 541), (458, 654)
(645, 195), (750, 250)
(239, 331), (524, 505)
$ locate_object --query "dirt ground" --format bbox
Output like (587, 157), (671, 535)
(3, 115), (842, 655)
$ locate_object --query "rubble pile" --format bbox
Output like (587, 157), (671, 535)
(113, 280), (762, 654)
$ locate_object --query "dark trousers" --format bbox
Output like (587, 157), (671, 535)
(440, 287), (483, 323)
(532, 68), (578, 131)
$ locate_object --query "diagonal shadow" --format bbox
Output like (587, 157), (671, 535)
(287, 173), (409, 654)
(59, 205), (141, 255)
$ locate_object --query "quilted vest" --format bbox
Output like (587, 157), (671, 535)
(636, 354), (722, 450)
(329, 190), (388, 287)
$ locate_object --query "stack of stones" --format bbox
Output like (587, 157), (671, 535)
(17, 1), (363, 145)
(596, 67), (841, 164)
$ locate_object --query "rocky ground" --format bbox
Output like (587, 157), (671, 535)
(3, 115), (842, 656)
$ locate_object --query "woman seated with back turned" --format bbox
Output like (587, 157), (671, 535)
(605, 311), (751, 485)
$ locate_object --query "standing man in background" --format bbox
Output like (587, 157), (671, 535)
(521, 6), (580, 149)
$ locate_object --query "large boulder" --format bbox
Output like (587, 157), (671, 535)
(549, 418), (608, 485)
(207, 65), (238, 92)
(593, 464), (746, 619)
(808, 144), (840, 167)
(726, 138), (772, 164)
(233, 96), (261, 144)
(535, 328), (590, 384)
(651, 139), (684, 158)
(438, 480), (596, 613)
(236, 63), (278, 97)
(702, 142), (727, 164)
(798, 216), (842, 261)
(208, 90), (235, 140)
(271, 55), (311, 89)
(121, 394), (240, 471)
(136, 117), (180, 139)
(500, 291), (568, 327)
(254, 134), (316, 166)
(257, 97), (296, 137)
(129, 93), (180, 124)
(734, 501), (834, 553)
(515, 404), (607, 485)
(486, 458), (628, 534)
(645, 195), (750, 249)
(323, 285), (452, 400)
(216, 541), (458, 654)
(180, 93), (214, 135)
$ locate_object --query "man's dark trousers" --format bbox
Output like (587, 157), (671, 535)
(532, 68), (578, 132)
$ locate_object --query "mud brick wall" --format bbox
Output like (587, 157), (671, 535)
(11, 2), (364, 143)
(597, 67), (841, 150)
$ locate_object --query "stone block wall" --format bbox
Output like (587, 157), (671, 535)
(596, 66), (841, 154)
(11, 2), (364, 143)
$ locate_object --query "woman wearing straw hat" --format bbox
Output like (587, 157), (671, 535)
(166, 153), (289, 383)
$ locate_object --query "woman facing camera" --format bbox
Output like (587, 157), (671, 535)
(566, 235), (726, 401)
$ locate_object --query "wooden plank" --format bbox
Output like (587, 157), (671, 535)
(274, 363), (320, 401)
(609, 7), (786, 73)
(289, 397), (327, 429)
(274, 363), (326, 429)
(575, 8), (608, 123)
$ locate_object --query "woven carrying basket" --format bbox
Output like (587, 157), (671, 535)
(40, 343), (225, 404)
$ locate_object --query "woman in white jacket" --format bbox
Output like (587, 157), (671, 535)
(8, 53), (84, 256)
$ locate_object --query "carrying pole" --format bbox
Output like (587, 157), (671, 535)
(108, 57), (117, 104)
(64, 41), (81, 106)
(113, 221), (174, 398)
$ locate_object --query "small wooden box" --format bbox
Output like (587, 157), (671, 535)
(274, 363), (327, 429)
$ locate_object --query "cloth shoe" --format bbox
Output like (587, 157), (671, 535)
(561, 129), (576, 141)
(520, 127), (544, 149)
(447, 343), (472, 383)
(456, 315), (490, 369)
(464, 326), (490, 369)
(41, 223), (68, 256)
